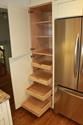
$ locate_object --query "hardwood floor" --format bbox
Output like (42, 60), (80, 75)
(12, 108), (79, 125)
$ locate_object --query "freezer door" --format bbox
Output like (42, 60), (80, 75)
(78, 18), (83, 92)
(55, 17), (81, 90)
(54, 87), (83, 125)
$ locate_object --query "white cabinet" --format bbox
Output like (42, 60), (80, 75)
(8, 6), (29, 58)
(0, 100), (13, 125)
(29, 0), (52, 7)
(53, 0), (83, 19)
(8, 5), (32, 109)
(0, 107), (4, 125)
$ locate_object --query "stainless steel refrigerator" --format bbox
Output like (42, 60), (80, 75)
(55, 17), (83, 124)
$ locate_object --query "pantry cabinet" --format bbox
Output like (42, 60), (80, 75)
(53, 0), (83, 19)
(29, 0), (52, 7)
(22, 2), (53, 117)
(8, 5), (31, 109)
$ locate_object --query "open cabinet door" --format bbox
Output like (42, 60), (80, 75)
(8, 5), (30, 57)
(8, 5), (32, 109)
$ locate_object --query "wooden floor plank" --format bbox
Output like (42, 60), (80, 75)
(12, 108), (79, 125)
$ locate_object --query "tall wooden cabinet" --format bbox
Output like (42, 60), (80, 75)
(22, 3), (53, 117)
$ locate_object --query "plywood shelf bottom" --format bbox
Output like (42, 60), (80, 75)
(33, 48), (52, 57)
(33, 20), (52, 24)
(29, 70), (52, 86)
(36, 36), (52, 38)
(27, 83), (52, 101)
(22, 96), (51, 117)
(32, 59), (52, 71)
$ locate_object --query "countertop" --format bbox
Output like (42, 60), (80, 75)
(0, 89), (10, 104)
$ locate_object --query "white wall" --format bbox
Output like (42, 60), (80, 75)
(0, 0), (30, 8)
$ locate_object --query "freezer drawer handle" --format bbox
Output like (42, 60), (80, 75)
(59, 87), (83, 99)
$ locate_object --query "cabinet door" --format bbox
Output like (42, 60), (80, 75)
(30, 0), (52, 7)
(0, 101), (13, 125)
(8, 5), (32, 109)
(8, 5), (29, 58)
(0, 106), (4, 125)
(53, 0), (83, 19)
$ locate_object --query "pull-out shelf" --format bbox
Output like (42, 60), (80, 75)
(26, 83), (52, 101)
(33, 48), (52, 57)
(22, 96), (51, 117)
(29, 71), (52, 86)
(32, 59), (52, 71)
(34, 20), (52, 24)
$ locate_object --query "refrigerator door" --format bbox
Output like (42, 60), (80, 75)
(78, 17), (83, 92)
(55, 87), (83, 125)
(55, 17), (81, 90)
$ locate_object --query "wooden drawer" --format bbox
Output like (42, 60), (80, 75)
(33, 48), (52, 57)
(26, 82), (52, 101)
(29, 70), (52, 86)
(32, 58), (52, 71)
(22, 96), (51, 117)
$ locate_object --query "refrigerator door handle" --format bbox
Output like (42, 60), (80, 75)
(74, 33), (80, 77)
(80, 42), (83, 74)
